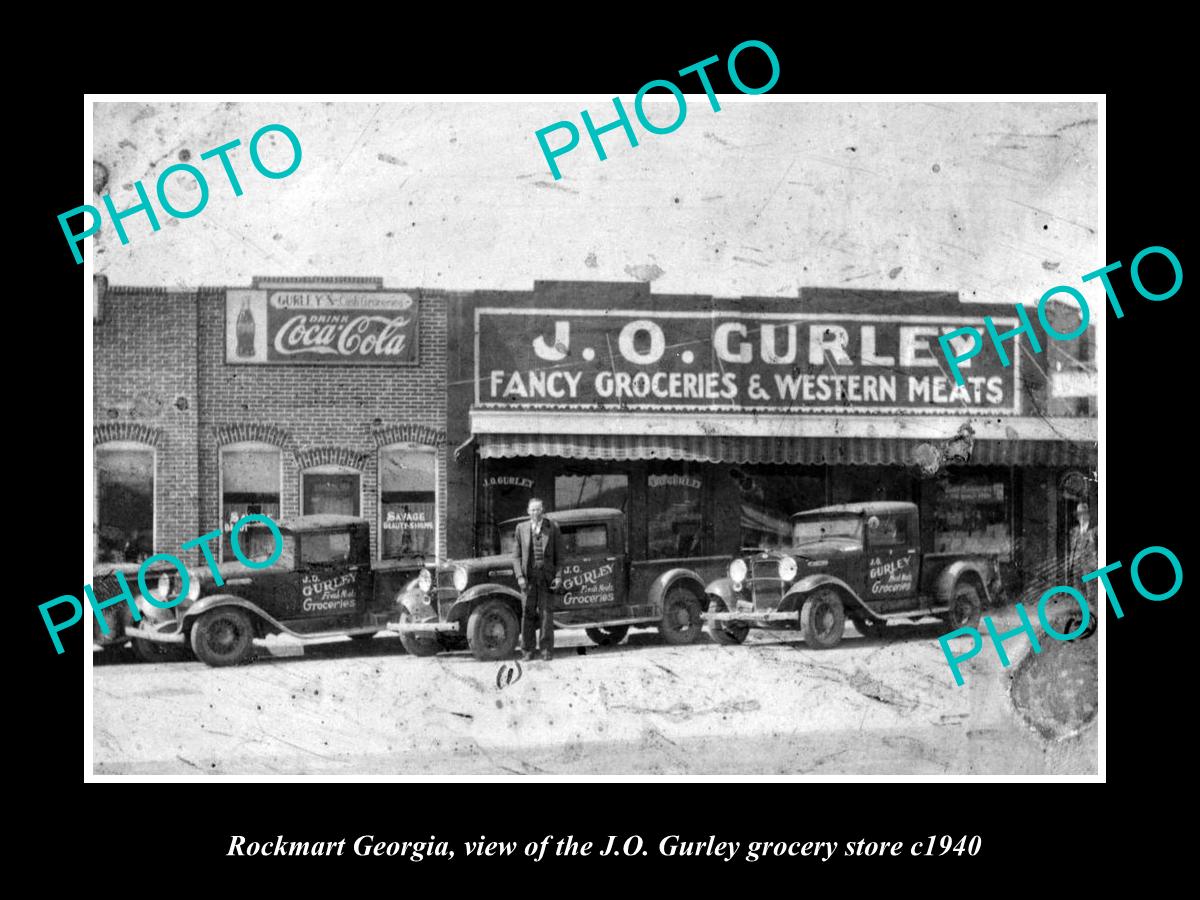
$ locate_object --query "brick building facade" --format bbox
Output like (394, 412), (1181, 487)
(93, 276), (450, 569)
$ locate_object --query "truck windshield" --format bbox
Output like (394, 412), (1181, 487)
(792, 516), (863, 548)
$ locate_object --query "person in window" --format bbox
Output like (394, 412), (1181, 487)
(512, 498), (563, 662)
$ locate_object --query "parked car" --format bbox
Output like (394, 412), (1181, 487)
(92, 561), (189, 662)
(125, 515), (422, 666)
(388, 507), (731, 660)
(703, 501), (999, 648)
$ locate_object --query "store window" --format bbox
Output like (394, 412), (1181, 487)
(303, 465), (361, 517)
(380, 446), (437, 560)
(555, 470), (629, 513)
(477, 460), (537, 555)
(647, 464), (705, 558)
(830, 466), (914, 505)
(929, 471), (1013, 560)
(734, 466), (826, 550)
(221, 442), (282, 560)
(95, 443), (154, 564)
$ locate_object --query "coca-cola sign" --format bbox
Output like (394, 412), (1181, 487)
(225, 289), (419, 365)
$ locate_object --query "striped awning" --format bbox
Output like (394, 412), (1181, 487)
(476, 433), (1095, 467)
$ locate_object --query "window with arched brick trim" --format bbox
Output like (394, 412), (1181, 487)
(95, 441), (156, 565)
(302, 464), (363, 518)
(378, 443), (438, 561)
(220, 441), (283, 561)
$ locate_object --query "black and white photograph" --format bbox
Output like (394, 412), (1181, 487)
(84, 93), (1101, 777)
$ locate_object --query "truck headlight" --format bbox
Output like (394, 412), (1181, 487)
(453, 565), (469, 591)
(152, 573), (171, 601)
(187, 574), (200, 602)
(728, 558), (748, 584)
(417, 568), (433, 593)
(778, 555), (798, 582)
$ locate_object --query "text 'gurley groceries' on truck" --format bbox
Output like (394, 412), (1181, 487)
(388, 507), (731, 660)
(703, 501), (1000, 648)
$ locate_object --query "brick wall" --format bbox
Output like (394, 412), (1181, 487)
(196, 288), (449, 561)
(93, 280), (449, 567)
(93, 281), (200, 561)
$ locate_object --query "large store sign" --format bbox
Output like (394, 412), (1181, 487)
(475, 308), (1020, 414)
(226, 289), (419, 365)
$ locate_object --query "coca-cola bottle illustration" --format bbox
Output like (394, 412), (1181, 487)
(235, 298), (256, 358)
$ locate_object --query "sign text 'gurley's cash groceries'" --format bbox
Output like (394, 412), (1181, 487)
(475, 308), (1021, 414)
(226, 289), (419, 365)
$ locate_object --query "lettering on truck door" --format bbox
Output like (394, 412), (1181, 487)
(555, 523), (623, 611)
(296, 530), (363, 618)
(865, 513), (918, 608)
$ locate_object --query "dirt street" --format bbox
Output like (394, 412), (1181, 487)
(92, 613), (1097, 776)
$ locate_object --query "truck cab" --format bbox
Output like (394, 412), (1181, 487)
(124, 515), (420, 666)
(704, 501), (997, 650)
(389, 507), (730, 660)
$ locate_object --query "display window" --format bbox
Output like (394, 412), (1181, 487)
(95, 443), (155, 564)
(220, 442), (282, 560)
(380, 446), (437, 560)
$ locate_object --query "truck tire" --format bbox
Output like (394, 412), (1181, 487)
(946, 583), (982, 630)
(707, 597), (749, 645)
(467, 599), (520, 661)
(659, 587), (703, 645)
(396, 610), (441, 657)
(800, 588), (846, 649)
(189, 608), (256, 667)
(586, 625), (629, 646)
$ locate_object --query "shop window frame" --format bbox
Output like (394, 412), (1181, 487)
(94, 440), (157, 565)
(300, 463), (363, 519)
(218, 440), (284, 563)
(378, 442), (440, 564)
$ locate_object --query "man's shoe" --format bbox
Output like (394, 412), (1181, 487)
(541, 650), (552, 661)
(519, 649), (532, 661)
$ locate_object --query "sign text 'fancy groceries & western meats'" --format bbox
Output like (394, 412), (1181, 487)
(475, 308), (1020, 414)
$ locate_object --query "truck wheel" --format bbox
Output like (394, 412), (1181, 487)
(946, 583), (982, 630)
(660, 587), (703, 645)
(133, 638), (191, 663)
(707, 597), (749, 646)
(801, 589), (845, 649)
(586, 625), (629, 646)
(467, 599), (519, 661)
(396, 610), (441, 657)
(189, 608), (256, 667)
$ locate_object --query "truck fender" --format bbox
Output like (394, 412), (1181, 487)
(783, 574), (877, 620)
(648, 568), (707, 614)
(444, 583), (524, 625)
(397, 578), (434, 618)
(180, 595), (278, 635)
(704, 576), (738, 609)
(934, 560), (992, 605)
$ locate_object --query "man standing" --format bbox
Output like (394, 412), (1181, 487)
(512, 498), (563, 661)
(1065, 499), (1098, 634)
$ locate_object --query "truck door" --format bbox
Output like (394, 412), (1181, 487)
(295, 529), (364, 620)
(865, 512), (918, 603)
(555, 522), (624, 612)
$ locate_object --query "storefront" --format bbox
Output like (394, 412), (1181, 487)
(446, 281), (1096, 599)
(93, 276), (450, 569)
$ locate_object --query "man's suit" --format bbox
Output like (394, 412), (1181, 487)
(512, 517), (564, 654)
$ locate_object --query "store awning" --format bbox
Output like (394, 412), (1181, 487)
(470, 409), (1097, 468)
(476, 433), (1094, 467)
